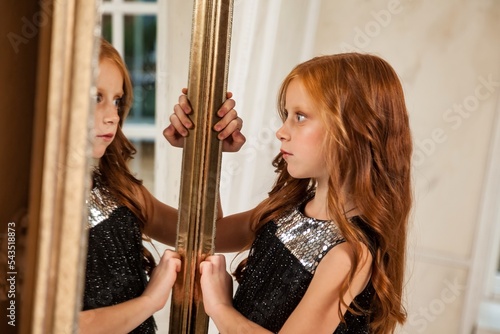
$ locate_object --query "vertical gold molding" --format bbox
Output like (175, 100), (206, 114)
(19, 0), (53, 332)
(169, 0), (234, 333)
(28, 0), (97, 333)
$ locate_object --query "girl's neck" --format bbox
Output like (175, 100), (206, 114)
(304, 182), (330, 220)
(304, 181), (361, 220)
(90, 158), (100, 174)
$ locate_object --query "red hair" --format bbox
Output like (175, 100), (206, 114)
(238, 53), (412, 333)
(97, 38), (156, 275)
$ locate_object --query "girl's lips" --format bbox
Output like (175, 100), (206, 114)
(97, 133), (114, 141)
(280, 149), (292, 158)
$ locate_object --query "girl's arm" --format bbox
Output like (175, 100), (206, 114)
(214, 209), (256, 252)
(145, 90), (247, 246)
(79, 250), (181, 334)
(142, 182), (256, 252)
(200, 243), (372, 334)
(200, 255), (271, 334)
(140, 185), (178, 246)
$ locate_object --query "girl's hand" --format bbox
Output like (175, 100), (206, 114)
(142, 249), (181, 312)
(199, 254), (234, 317)
(163, 88), (246, 152)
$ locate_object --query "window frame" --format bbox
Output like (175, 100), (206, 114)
(100, 0), (159, 142)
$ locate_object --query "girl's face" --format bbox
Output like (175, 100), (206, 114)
(92, 59), (123, 159)
(276, 79), (328, 183)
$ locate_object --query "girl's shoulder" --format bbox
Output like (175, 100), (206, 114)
(314, 235), (373, 298)
(278, 237), (373, 333)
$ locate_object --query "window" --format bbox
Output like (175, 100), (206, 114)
(100, 0), (158, 188)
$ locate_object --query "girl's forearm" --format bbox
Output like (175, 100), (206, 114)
(79, 295), (157, 334)
(211, 304), (272, 334)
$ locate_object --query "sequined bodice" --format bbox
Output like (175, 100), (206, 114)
(83, 173), (156, 333)
(233, 203), (373, 333)
(274, 206), (345, 274)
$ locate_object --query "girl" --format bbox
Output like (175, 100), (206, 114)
(173, 53), (412, 333)
(81, 38), (245, 333)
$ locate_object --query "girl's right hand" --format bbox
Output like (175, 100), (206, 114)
(142, 249), (181, 312)
(163, 88), (192, 147)
(163, 88), (245, 152)
(199, 254), (234, 317)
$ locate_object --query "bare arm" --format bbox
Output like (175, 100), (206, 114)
(139, 185), (178, 246)
(199, 255), (271, 334)
(140, 181), (255, 251)
(158, 88), (248, 251)
(80, 250), (181, 334)
(80, 296), (157, 334)
(278, 243), (372, 333)
(214, 209), (256, 252)
(200, 243), (372, 334)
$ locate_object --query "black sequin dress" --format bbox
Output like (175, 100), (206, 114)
(83, 172), (156, 333)
(233, 201), (373, 333)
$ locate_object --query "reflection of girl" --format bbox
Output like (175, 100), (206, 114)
(197, 53), (413, 333)
(80, 38), (244, 333)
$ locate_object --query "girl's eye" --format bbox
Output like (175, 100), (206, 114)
(296, 114), (306, 122)
(113, 97), (123, 109)
(281, 110), (288, 121)
(96, 94), (103, 103)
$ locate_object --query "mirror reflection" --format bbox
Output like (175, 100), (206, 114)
(81, 0), (500, 333)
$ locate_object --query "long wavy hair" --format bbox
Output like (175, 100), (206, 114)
(96, 38), (156, 276)
(236, 53), (412, 333)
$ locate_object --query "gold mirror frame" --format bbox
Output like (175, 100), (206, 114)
(169, 0), (234, 333)
(22, 0), (98, 333)
(20, 0), (232, 333)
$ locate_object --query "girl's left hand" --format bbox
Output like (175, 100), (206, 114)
(142, 249), (181, 312)
(163, 88), (246, 152)
(199, 254), (234, 317)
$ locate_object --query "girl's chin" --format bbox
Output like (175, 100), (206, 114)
(91, 149), (106, 160)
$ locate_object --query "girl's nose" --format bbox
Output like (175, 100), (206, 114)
(103, 103), (120, 124)
(276, 123), (290, 141)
